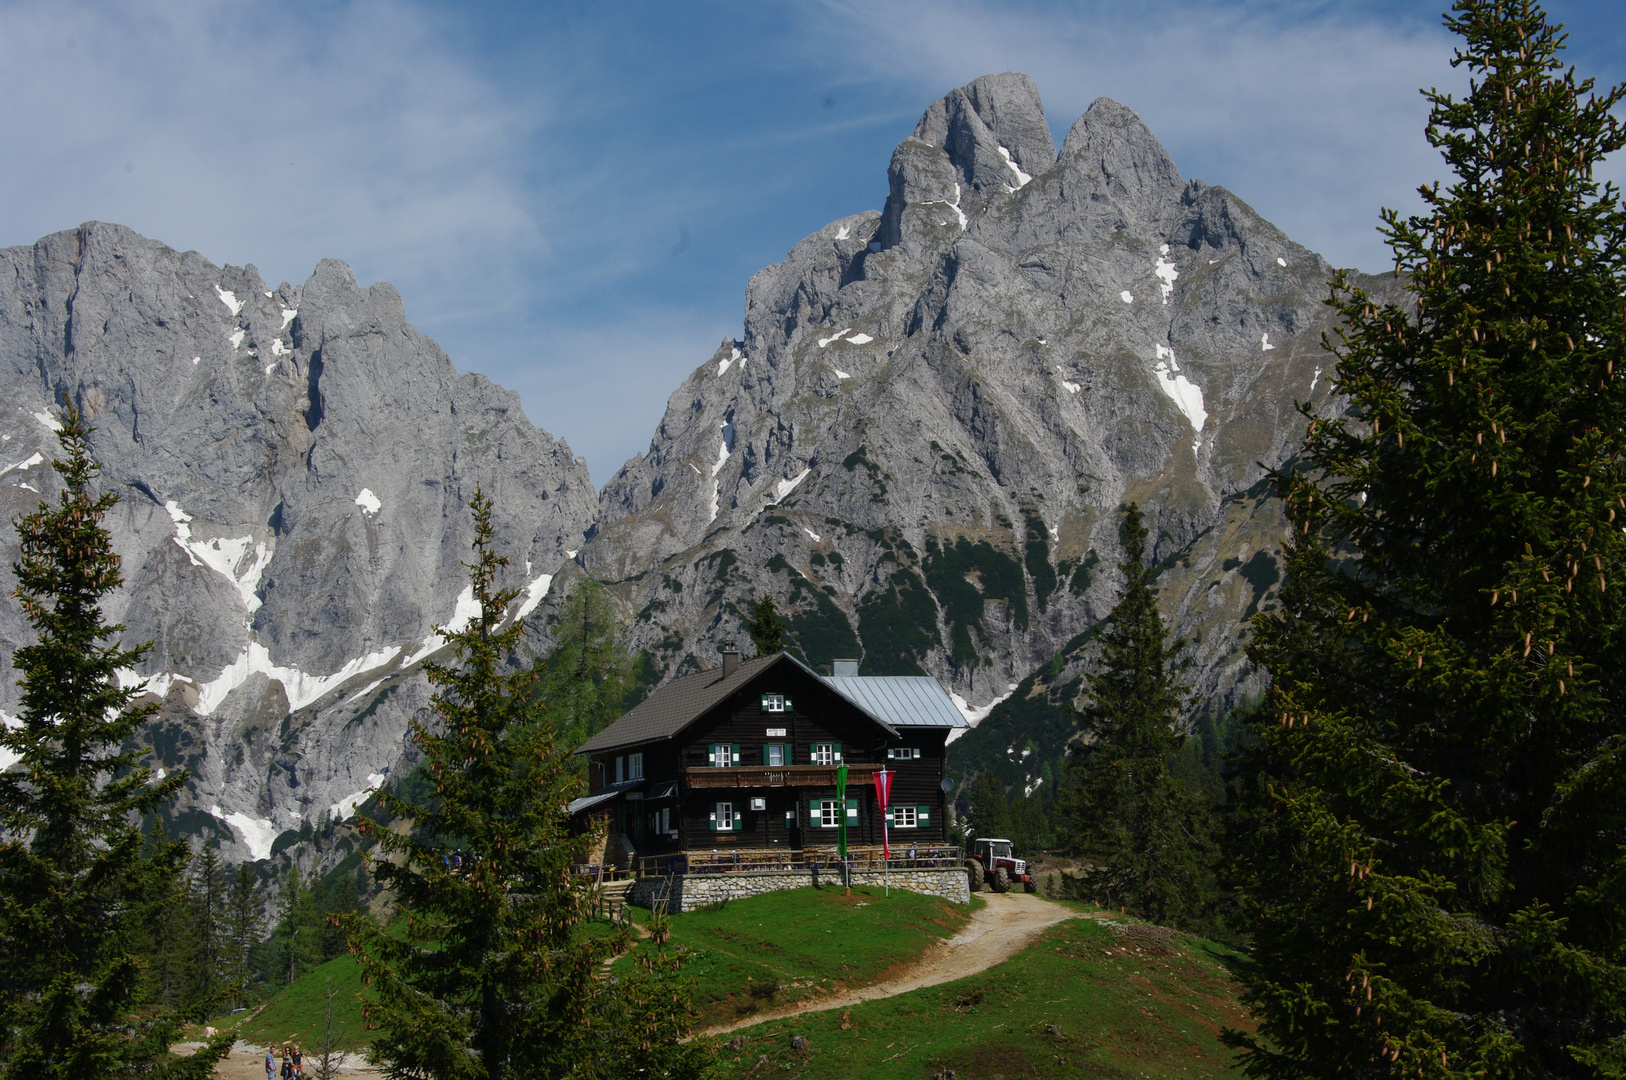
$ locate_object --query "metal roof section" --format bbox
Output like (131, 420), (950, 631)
(573, 652), (901, 756)
(820, 675), (969, 729)
(565, 780), (640, 813)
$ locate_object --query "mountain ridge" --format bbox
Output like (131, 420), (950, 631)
(0, 72), (1393, 866)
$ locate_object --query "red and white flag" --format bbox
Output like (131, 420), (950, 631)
(873, 768), (893, 859)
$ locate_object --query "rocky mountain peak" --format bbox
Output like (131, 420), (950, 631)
(1056, 97), (1185, 223)
(910, 71), (1055, 194)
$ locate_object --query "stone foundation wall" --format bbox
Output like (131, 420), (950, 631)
(629, 866), (969, 913)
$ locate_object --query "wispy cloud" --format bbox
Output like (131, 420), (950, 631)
(0, 0), (551, 312)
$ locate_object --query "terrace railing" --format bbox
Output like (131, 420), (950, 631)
(635, 845), (963, 878)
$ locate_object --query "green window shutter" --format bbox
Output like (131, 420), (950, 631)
(708, 744), (719, 766)
(762, 744), (773, 766)
(809, 798), (824, 826)
(885, 806), (895, 825)
(833, 742), (843, 763)
(846, 798), (859, 825)
(918, 805), (931, 826)
(731, 744), (742, 766)
(708, 809), (718, 831)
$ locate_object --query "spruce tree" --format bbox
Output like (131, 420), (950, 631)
(225, 863), (264, 1009)
(0, 405), (230, 1077)
(532, 577), (634, 758)
(964, 772), (1014, 841)
(188, 846), (227, 1018)
(1230, 3), (1626, 1074)
(746, 594), (788, 656)
(346, 489), (709, 1080)
(1062, 504), (1213, 928)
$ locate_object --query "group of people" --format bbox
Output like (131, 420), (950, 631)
(264, 1042), (305, 1079)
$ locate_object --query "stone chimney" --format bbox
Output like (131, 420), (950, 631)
(831, 658), (859, 677)
(722, 648), (741, 678)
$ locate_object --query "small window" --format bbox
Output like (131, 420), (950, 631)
(810, 742), (842, 766)
(711, 802), (737, 831)
(892, 805), (919, 828)
(615, 756), (624, 783)
(817, 799), (841, 828)
(764, 744), (786, 767)
(761, 693), (790, 713)
(708, 744), (741, 767)
(628, 752), (644, 780)
(750, 797), (767, 811)
(887, 747), (920, 761)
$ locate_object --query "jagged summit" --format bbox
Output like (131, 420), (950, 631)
(0, 221), (598, 865)
(583, 71), (1389, 732)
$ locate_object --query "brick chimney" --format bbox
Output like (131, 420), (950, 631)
(722, 648), (740, 678)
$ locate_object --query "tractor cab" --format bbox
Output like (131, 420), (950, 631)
(964, 837), (1036, 893)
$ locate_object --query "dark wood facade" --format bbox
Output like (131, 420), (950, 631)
(577, 657), (951, 857)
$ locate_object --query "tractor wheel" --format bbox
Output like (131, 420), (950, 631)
(963, 858), (985, 893)
(1024, 879), (1038, 894)
(993, 867), (1012, 893)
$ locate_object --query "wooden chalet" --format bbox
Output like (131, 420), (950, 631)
(569, 652), (967, 868)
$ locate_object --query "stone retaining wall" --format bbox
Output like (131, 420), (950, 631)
(629, 866), (969, 912)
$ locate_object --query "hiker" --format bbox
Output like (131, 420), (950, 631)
(291, 1043), (304, 1077)
(281, 1044), (293, 1079)
(264, 1045), (275, 1080)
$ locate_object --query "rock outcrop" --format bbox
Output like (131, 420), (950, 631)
(0, 222), (598, 864)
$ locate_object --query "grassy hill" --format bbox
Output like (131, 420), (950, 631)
(233, 953), (367, 1053)
(710, 913), (1250, 1079)
(232, 889), (1252, 1079)
(612, 885), (978, 1028)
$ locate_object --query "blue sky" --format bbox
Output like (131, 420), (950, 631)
(4, 0), (1624, 487)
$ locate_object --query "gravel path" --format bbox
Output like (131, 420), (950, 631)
(703, 891), (1089, 1036)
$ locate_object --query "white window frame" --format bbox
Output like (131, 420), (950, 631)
(887, 747), (921, 761)
(811, 743), (839, 766)
(628, 752), (644, 780)
(761, 693), (786, 713)
(765, 744), (786, 767)
(818, 799), (841, 828)
(716, 802), (737, 831)
(892, 805), (919, 828)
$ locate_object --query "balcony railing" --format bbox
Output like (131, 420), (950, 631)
(681, 763), (881, 790)
(635, 845), (963, 878)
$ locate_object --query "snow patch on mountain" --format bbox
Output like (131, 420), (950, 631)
(211, 805), (277, 860)
(998, 145), (1032, 188)
(195, 642), (403, 717)
(1154, 244), (1179, 303)
(163, 502), (271, 612)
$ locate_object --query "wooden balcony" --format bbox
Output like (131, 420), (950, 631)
(681, 763), (880, 790)
(636, 845), (963, 877)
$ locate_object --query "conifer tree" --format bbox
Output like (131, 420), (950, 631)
(532, 577), (634, 758)
(188, 847), (227, 1018)
(964, 772), (1014, 842)
(746, 594), (788, 656)
(346, 489), (709, 1080)
(1062, 505), (1213, 928)
(225, 863), (264, 1009)
(0, 405), (230, 1077)
(1230, 3), (1626, 1074)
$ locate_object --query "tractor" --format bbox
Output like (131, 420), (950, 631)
(963, 837), (1036, 893)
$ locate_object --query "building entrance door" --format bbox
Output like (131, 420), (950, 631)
(782, 797), (803, 851)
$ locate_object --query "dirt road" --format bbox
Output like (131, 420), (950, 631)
(209, 1042), (379, 1079)
(209, 892), (1085, 1070)
(704, 891), (1088, 1036)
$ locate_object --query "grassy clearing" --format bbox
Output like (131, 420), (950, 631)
(615, 885), (977, 1028)
(711, 916), (1251, 1079)
(232, 953), (368, 1053)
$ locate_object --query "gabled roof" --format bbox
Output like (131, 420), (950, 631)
(820, 675), (968, 729)
(576, 652), (900, 755)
